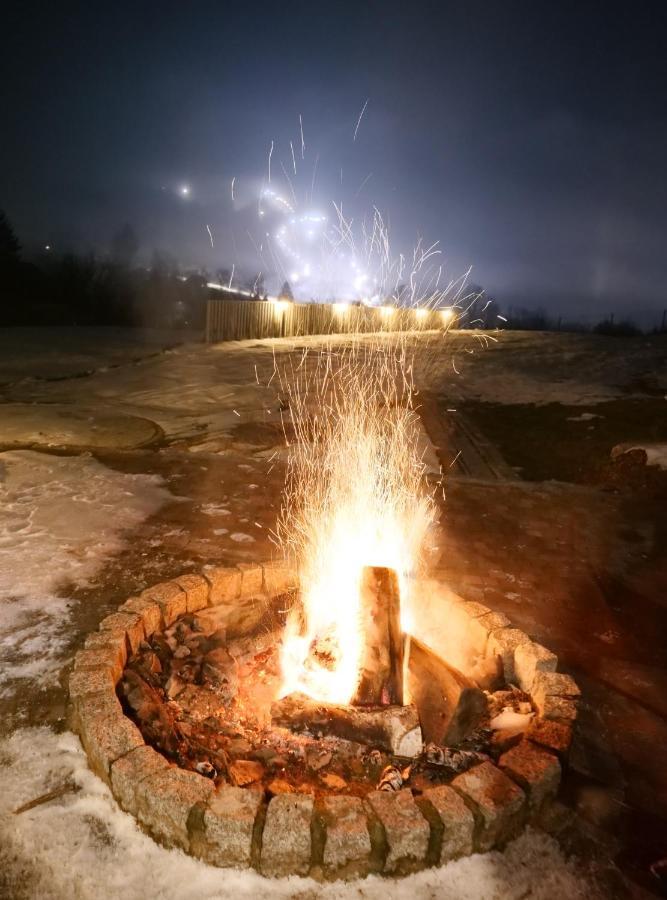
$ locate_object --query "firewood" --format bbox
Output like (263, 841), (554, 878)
(352, 566), (404, 706)
(407, 637), (487, 745)
(271, 692), (422, 756)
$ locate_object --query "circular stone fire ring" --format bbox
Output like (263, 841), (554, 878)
(69, 562), (579, 879)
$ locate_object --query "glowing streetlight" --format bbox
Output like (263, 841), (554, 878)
(440, 308), (454, 324)
(379, 306), (394, 317)
(333, 302), (349, 315)
(179, 184), (190, 197)
(415, 308), (428, 320)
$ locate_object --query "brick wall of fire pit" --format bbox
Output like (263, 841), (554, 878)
(68, 562), (579, 880)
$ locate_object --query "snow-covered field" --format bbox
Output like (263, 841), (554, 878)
(0, 450), (169, 695)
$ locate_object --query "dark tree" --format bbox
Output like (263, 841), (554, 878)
(111, 223), (139, 266)
(0, 210), (21, 267)
(279, 280), (293, 300)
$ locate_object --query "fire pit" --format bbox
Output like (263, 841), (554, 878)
(69, 560), (579, 880)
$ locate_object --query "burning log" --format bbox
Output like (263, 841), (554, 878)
(271, 692), (422, 757)
(351, 566), (404, 706)
(407, 637), (487, 746)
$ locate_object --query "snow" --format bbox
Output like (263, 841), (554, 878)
(489, 710), (533, 731)
(611, 442), (667, 470)
(0, 450), (169, 692)
(566, 413), (603, 422)
(0, 726), (598, 900)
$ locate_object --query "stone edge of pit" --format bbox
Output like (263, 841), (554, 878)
(68, 563), (578, 880)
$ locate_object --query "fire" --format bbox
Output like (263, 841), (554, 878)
(276, 337), (436, 704)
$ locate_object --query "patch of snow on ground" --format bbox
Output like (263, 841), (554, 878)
(0, 727), (599, 900)
(566, 413), (603, 421)
(0, 450), (169, 693)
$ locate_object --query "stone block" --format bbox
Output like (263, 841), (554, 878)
(532, 671), (580, 714)
(452, 761), (525, 851)
(69, 665), (115, 702)
(237, 562), (264, 597)
(119, 596), (164, 637)
(538, 695), (578, 722)
(99, 611), (145, 654)
(110, 744), (170, 814)
(191, 784), (263, 868)
(423, 784), (474, 862)
(260, 793), (313, 877)
(365, 789), (430, 874)
(461, 601), (492, 618)
(136, 766), (214, 851)
(499, 740), (561, 813)
(478, 611), (512, 633)
(320, 795), (372, 879)
(527, 718), (573, 759)
(174, 574), (210, 613)
(514, 642), (557, 691)
(83, 630), (128, 669)
(141, 581), (187, 627)
(262, 560), (299, 596)
(73, 647), (123, 685)
(77, 693), (144, 785)
(487, 629), (531, 683)
(203, 565), (242, 604)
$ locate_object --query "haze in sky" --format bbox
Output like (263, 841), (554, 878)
(2, 1), (666, 323)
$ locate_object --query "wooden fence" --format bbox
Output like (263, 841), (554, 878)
(205, 298), (451, 343)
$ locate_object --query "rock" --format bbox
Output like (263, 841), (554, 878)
(174, 645), (191, 659)
(118, 596), (164, 639)
(320, 773), (346, 791)
(320, 795), (372, 879)
(73, 647), (123, 686)
(267, 778), (295, 795)
(174, 573), (210, 613)
(499, 739), (561, 813)
(531, 671), (580, 717)
(452, 760), (525, 851)
(487, 629), (531, 683)
(76, 693), (144, 785)
(260, 793), (313, 877)
(262, 561), (298, 596)
(136, 766), (214, 851)
(202, 565), (242, 603)
(110, 745), (170, 814)
(307, 748), (332, 771)
(365, 789), (430, 874)
(527, 718), (573, 759)
(83, 630), (128, 670)
(514, 642), (558, 691)
(141, 582), (187, 628)
(490, 727), (525, 756)
(99, 611), (145, 654)
(237, 562), (264, 597)
(422, 784), (474, 862)
(537, 694), (578, 722)
(229, 760), (264, 786)
(191, 785), (263, 868)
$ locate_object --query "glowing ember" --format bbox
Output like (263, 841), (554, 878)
(277, 338), (436, 704)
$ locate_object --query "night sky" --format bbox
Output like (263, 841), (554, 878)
(3, 2), (666, 322)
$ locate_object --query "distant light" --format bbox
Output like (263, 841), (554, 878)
(380, 306), (394, 317)
(179, 185), (190, 197)
(415, 308), (428, 319)
(44, 244), (51, 251)
(440, 308), (454, 322)
(290, 271), (300, 282)
(333, 302), (349, 315)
